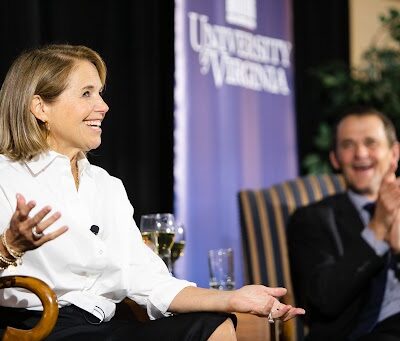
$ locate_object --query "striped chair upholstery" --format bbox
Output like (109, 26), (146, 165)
(238, 174), (346, 341)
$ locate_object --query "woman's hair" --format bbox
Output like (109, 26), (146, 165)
(0, 44), (107, 161)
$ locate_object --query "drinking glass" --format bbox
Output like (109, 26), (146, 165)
(171, 223), (186, 274)
(208, 248), (235, 290)
(140, 213), (175, 272)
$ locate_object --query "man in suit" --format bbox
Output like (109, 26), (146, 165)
(288, 106), (400, 340)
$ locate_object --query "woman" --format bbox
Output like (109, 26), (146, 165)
(0, 45), (304, 340)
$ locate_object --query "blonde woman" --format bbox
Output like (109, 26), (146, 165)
(0, 45), (304, 340)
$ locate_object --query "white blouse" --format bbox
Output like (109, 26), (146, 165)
(0, 151), (195, 321)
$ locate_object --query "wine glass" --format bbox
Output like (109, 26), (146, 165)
(171, 223), (185, 264)
(140, 213), (175, 272)
(171, 222), (186, 273)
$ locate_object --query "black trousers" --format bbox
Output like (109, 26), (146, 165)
(357, 312), (400, 341)
(0, 305), (237, 341)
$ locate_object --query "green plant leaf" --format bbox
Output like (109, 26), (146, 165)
(303, 7), (400, 175)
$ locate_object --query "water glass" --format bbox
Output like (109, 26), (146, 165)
(208, 248), (235, 290)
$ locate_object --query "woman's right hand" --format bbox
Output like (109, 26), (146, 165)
(3, 193), (68, 254)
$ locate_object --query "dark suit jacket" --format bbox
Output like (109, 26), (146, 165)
(288, 192), (386, 341)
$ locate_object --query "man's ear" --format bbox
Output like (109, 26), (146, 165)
(30, 95), (48, 123)
(391, 141), (400, 172)
(329, 150), (340, 171)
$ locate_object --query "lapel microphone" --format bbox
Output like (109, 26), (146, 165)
(90, 225), (99, 235)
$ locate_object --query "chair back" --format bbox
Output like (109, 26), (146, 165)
(238, 174), (346, 341)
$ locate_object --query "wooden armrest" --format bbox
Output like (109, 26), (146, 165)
(0, 275), (58, 341)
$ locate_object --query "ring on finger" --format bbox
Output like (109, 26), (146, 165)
(268, 311), (274, 324)
(32, 226), (44, 239)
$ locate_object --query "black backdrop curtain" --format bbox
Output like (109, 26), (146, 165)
(0, 0), (175, 223)
(0, 0), (349, 222)
(293, 0), (349, 173)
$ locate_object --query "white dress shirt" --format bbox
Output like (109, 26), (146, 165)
(0, 151), (195, 321)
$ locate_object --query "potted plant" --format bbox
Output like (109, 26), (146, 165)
(303, 8), (400, 174)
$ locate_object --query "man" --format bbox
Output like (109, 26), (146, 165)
(288, 106), (400, 340)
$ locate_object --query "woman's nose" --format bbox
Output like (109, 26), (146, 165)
(96, 97), (109, 115)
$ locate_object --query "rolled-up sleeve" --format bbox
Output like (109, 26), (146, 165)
(113, 179), (196, 319)
(125, 235), (196, 319)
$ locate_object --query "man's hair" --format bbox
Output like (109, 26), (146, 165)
(0, 44), (107, 161)
(332, 105), (398, 151)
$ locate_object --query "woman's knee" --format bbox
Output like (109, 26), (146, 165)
(208, 318), (237, 341)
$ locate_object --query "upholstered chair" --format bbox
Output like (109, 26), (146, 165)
(238, 174), (346, 340)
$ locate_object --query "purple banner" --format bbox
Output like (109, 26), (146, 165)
(174, 0), (297, 288)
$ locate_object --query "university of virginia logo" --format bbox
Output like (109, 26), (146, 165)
(225, 0), (257, 30)
(188, 0), (292, 95)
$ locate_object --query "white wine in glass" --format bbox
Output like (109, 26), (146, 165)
(171, 223), (186, 274)
(140, 213), (175, 272)
(141, 231), (158, 253)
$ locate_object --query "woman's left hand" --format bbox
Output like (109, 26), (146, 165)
(228, 285), (305, 321)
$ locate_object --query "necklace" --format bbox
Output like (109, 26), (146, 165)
(71, 162), (80, 190)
